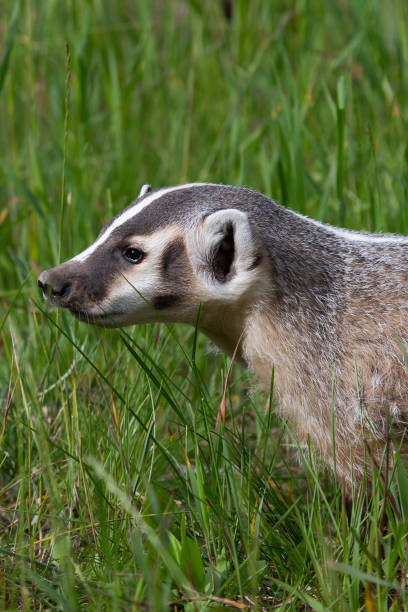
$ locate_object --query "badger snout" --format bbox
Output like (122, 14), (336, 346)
(37, 259), (114, 324)
(38, 268), (73, 306)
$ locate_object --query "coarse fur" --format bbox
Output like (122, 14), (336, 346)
(38, 183), (408, 486)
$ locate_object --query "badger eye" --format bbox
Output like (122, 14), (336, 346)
(123, 247), (145, 264)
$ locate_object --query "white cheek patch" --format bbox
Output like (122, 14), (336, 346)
(107, 274), (159, 316)
(72, 182), (208, 263)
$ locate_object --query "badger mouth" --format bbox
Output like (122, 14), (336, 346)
(69, 307), (123, 327)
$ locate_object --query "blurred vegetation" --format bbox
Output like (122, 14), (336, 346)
(1, 0), (408, 609)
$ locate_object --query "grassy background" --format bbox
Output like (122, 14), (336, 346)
(2, 0), (408, 609)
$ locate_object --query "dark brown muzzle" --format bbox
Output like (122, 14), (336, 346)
(38, 255), (111, 311)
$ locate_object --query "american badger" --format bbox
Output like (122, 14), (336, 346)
(38, 183), (408, 485)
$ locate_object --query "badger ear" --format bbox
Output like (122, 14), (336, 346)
(138, 184), (152, 198)
(188, 209), (261, 289)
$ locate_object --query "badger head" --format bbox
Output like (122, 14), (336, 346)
(38, 183), (265, 338)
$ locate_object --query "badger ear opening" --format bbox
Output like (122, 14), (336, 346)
(189, 209), (260, 289)
(212, 220), (235, 282)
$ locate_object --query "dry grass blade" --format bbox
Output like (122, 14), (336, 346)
(216, 331), (244, 428)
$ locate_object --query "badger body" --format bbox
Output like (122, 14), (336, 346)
(38, 183), (408, 484)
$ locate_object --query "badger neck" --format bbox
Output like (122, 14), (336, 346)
(196, 291), (256, 362)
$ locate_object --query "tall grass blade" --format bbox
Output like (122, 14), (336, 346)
(0, 1), (20, 94)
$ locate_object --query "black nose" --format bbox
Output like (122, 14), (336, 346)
(38, 271), (71, 303)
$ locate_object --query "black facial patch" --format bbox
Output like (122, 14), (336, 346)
(212, 222), (235, 283)
(152, 238), (188, 310)
(161, 238), (186, 278)
(152, 294), (182, 310)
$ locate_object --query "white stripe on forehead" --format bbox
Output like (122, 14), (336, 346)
(73, 182), (208, 262)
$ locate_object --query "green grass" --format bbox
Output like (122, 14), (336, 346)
(2, 0), (408, 609)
